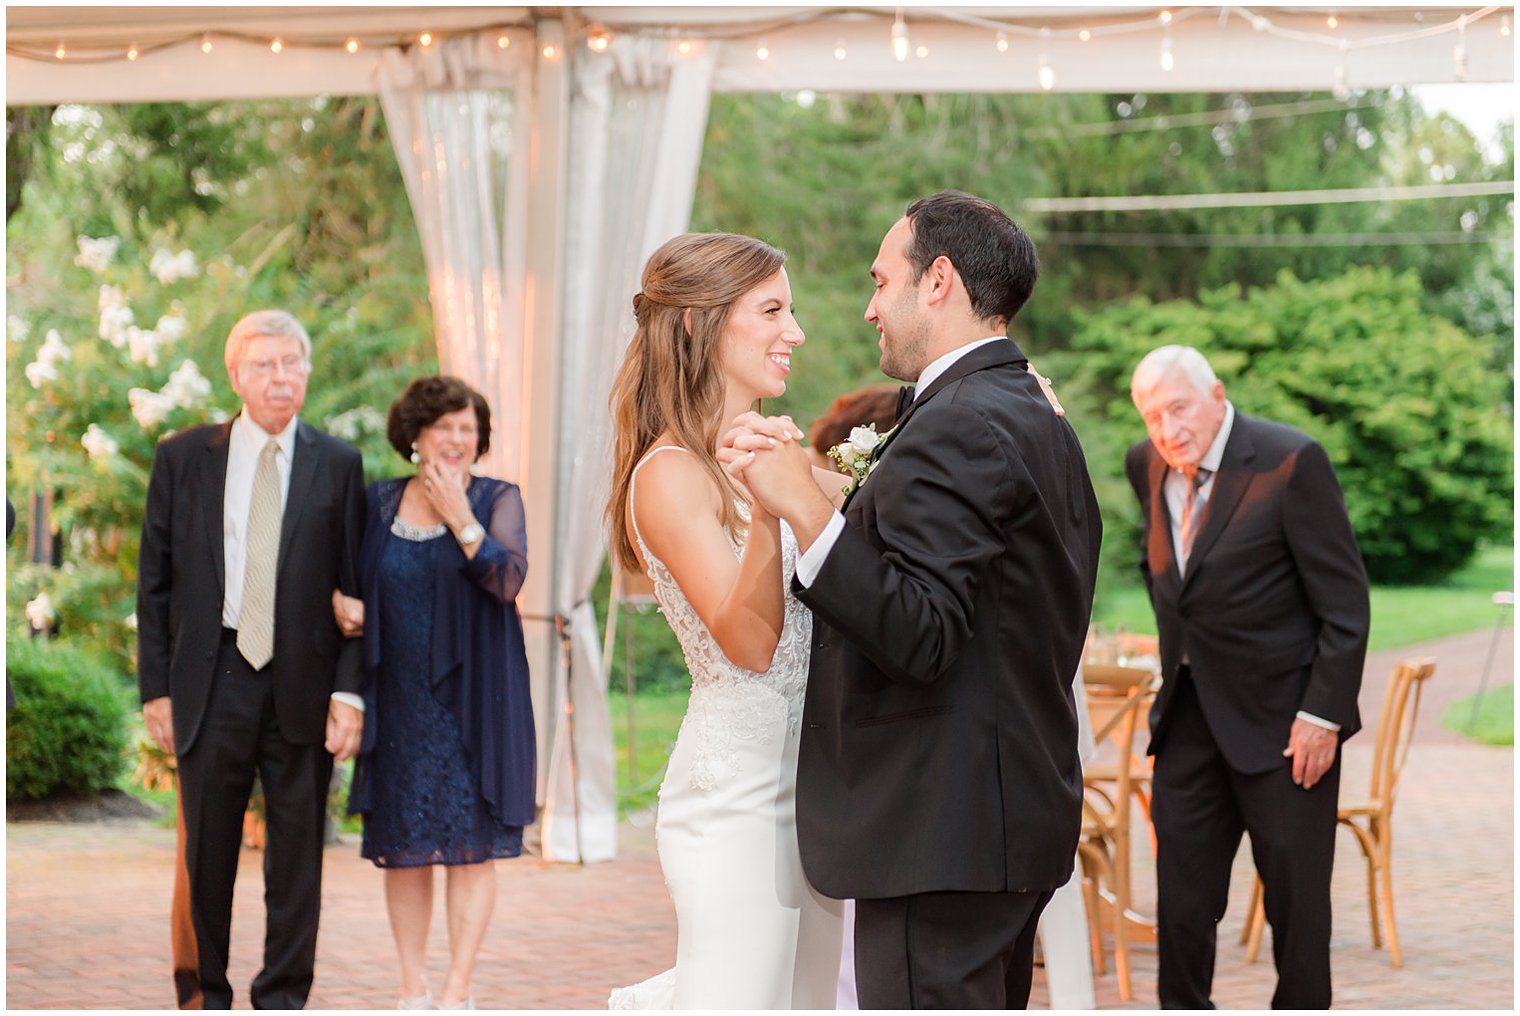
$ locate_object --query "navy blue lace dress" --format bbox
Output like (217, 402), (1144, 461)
(358, 517), (523, 866)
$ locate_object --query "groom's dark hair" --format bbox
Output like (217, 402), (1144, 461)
(904, 190), (1038, 327)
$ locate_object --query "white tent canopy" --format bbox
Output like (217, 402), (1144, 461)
(7, 5), (1513, 862)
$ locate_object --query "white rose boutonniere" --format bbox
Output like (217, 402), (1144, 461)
(827, 423), (893, 496)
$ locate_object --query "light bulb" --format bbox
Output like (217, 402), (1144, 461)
(200, 35), (213, 54)
(891, 10), (909, 63)
(995, 31), (1009, 53)
(270, 38), (284, 54)
(1161, 42), (1174, 72)
(1332, 64), (1350, 101)
(834, 41), (847, 60)
(1039, 63), (1055, 91)
(677, 40), (693, 55)
(1327, 15), (1339, 29)
(345, 38), (360, 54)
(756, 40), (769, 61)
(1079, 28), (1092, 42)
(916, 44), (928, 59)
(54, 41), (65, 60)
(542, 43), (558, 60)
(126, 44), (139, 61)
(588, 31), (611, 52)
(419, 32), (433, 48)
(1159, 9), (1172, 24)
(497, 34), (511, 49)
(1502, 14), (1511, 37)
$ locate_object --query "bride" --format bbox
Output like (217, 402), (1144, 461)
(605, 232), (847, 1009)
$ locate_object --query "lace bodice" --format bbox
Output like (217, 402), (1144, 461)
(628, 446), (813, 791)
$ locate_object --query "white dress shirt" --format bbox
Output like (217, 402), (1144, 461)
(223, 410), (363, 713)
(797, 337), (1008, 587)
(1163, 402), (1337, 732)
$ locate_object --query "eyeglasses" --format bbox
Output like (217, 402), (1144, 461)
(242, 355), (310, 378)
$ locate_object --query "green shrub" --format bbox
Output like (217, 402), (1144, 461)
(1052, 266), (1513, 585)
(6, 635), (134, 800)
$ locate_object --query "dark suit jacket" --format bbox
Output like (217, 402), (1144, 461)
(1125, 411), (1370, 774)
(137, 419), (365, 754)
(795, 339), (1101, 899)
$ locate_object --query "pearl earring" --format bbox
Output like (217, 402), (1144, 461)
(410, 442), (421, 465)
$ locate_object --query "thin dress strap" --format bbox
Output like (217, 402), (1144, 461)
(628, 445), (693, 559)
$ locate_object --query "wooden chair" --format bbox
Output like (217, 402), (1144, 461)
(1078, 663), (1160, 1001)
(1242, 657), (1437, 967)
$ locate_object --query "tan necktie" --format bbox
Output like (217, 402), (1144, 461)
(1177, 467), (1212, 572)
(237, 438), (281, 670)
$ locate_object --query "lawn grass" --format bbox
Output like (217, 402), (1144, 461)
(1441, 683), (1514, 746)
(1093, 543), (1513, 653)
(608, 686), (689, 815)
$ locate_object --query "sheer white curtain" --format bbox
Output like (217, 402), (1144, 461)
(538, 37), (719, 863)
(375, 33), (533, 481)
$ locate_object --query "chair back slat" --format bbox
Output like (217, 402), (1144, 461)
(1370, 657), (1437, 808)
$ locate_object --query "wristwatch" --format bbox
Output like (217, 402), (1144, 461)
(457, 522), (485, 547)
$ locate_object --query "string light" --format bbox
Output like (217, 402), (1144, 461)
(1454, 13), (1468, 80)
(1079, 28), (1092, 43)
(1159, 10), (1173, 25)
(1161, 35), (1174, 71)
(54, 41), (65, 60)
(126, 43), (139, 61)
(916, 44), (928, 59)
(542, 43), (558, 60)
(1502, 14), (1511, 37)
(200, 34), (213, 54)
(587, 29), (611, 52)
(418, 31), (433, 48)
(345, 37), (360, 55)
(891, 8), (909, 63)
(496, 34), (511, 49)
(755, 39), (769, 60)
(1038, 27), (1054, 91)
(1333, 41), (1351, 100)
(833, 40), (847, 60)
(677, 39), (694, 55)
(1327, 14), (1339, 30)
(995, 31), (1009, 53)
(270, 38), (284, 54)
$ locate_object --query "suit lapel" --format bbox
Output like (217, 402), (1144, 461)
(278, 422), (319, 578)
(202, 422), (233, 595)
(1146, 451), (1180, 585)
(1180, 415), (1256, 590)
(841, 339), (1025, 513)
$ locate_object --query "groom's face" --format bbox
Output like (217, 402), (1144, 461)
(866, 217), (932, 382)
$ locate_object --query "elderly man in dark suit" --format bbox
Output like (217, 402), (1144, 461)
(137, 309), (365, 1009)
(1125, 344), (1370, 1009)
(728, 191), (1101, 1008)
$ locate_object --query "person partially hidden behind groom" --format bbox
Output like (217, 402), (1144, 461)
(726, 190), (1102, 1008)
(137, 309), (366, 1009)
(1126, 345), (1369, 1008)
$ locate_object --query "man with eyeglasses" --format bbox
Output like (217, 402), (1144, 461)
(137, 309), (366, 1009)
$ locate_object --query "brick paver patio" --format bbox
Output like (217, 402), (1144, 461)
(8, 628), (1512, 1009)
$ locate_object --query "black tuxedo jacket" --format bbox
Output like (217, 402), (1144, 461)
(794, 339), (1101, 899)
(137, 419), (365, 754)
(1125, 412), (1369, 774)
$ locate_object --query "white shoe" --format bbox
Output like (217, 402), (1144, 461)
(438, 997), (475, 1010)
(398, 989), (432, 1010)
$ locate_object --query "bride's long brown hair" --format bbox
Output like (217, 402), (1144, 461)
(606, 232), (787, 573)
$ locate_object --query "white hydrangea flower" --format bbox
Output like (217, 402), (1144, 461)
(24, 592), (57, 631)
(127, 326), (163, 367)
(154, 308), (189, 344)
(24, 360), (57, 389)
(81, 423), (120, 462)
(125, 612), (138, 631)
(8, 314), (30, 343)
(98, 285), (135, 347)
(326, 405), (386, 443)
(150, 248), (200, 285)
(129, 387), (176, 429)
(36, 328), (73, 369)
(74, 235), (121, 275)
(161, 359), (213, 408)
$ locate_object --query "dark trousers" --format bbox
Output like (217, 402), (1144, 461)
(1153, 673), (1339, 1010)
(176, 634), (332, 1010)
(854, 888), (1054, 1009)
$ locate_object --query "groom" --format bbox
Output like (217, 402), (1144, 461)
(729, 191), (1101, 1007)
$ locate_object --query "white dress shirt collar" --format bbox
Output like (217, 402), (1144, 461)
(233, 408), (299, 459)
(1194, 401), (1235, 476)
(912, 336), (1007, 402)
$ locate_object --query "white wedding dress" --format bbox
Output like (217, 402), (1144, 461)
(610, 446), (844, 1010)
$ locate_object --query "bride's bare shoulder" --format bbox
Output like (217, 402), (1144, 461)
(628, 443), (722, 538)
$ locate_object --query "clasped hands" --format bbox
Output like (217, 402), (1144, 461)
(716, 412), (812, 518)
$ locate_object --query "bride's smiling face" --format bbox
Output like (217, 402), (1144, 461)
(719, 268), (805, 403)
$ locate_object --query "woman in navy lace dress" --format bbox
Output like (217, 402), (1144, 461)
(334, 376), (534, 1010)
